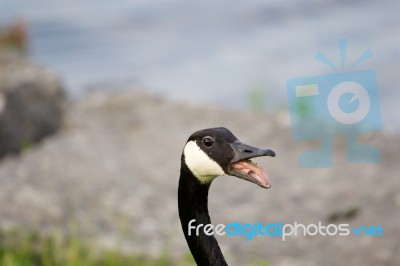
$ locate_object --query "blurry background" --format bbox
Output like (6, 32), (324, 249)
(0, 0), (399, 265)
(1, 0), (399, 131)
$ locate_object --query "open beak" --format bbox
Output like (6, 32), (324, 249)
(228, 141), (276, 189)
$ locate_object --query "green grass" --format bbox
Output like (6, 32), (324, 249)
(0, 227), (269, 266)
(20, 139), (33, 153)
(0, 228), (194, 266)
(247, 86), (267, 112)
(296, 97), (313, 118)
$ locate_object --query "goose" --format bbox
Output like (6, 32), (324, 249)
(178, 127), (276, 266)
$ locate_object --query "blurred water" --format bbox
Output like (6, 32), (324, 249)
(1, 0), (399, 132)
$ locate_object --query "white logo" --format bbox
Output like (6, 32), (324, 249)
(327, 82), (371, 124)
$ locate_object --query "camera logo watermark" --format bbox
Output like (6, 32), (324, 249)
(286, 39), (382, 168)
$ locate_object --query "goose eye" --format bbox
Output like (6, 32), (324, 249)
(202, 137), (214, 148)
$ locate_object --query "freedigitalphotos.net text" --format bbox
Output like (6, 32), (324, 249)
(187, 219), (383, 241)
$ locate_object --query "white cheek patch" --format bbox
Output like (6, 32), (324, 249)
(183, 140), (226, 183)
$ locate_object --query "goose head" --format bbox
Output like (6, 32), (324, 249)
(182, 127), (276, 188)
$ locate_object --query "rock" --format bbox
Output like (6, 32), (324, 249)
(0, 53), (65, 157)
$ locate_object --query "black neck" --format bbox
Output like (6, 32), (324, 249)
(178, 158), (228, 266)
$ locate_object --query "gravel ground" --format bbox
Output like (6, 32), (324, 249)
(0, 89), (399, 266)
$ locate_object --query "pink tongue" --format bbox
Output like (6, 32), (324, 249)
(230, 161), (270, 188)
